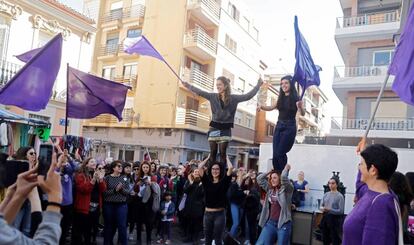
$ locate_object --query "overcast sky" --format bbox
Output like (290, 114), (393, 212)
(61, 0), (345, 131)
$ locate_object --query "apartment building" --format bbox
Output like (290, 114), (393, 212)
(82, 0), (267, 166)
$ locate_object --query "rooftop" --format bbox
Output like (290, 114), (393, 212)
(41, 0), (95, 25)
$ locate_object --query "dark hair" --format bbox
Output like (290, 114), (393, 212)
(360, 144), (398, 182)
(389, 172), (413, 207)
(329, 177), (339, 186)
(111, 160), (123, 171)
(405, 172), (414, 192)
(13, 146), (34, 160)
(216, 76), (231, 106)
(163, 191), (172, 199)
(275, 75), (299, 110)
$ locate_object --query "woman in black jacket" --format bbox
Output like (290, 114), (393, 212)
(227, 168), (247, 238)
(183, 167), (205, 245)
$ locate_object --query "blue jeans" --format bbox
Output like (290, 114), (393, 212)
(272, 120), (297, 172)
(12, 200), (31, 237)
(103, 202), (128, 245)
(229, 203), (243, 237)
(256, 220), (292, 245)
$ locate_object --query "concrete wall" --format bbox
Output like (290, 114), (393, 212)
(258, 143), (414, 214)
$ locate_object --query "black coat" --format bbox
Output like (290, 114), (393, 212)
(183, 180), (205, 218)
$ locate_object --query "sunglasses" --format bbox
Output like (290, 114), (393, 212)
(134, 168), (139, 171)
(116, 165), (122, 168)
(97, 167), (103, 170)
(28, 152), (36, 156)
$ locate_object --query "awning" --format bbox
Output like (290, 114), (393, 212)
(0, 108), (49, 126)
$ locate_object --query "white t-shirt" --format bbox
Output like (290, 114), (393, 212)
(161, 201), (173, 222)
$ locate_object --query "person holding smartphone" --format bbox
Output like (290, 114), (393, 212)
(72, 157), (106, 245)
(10, 146), (37, 237)
(103, 161), (129, 245)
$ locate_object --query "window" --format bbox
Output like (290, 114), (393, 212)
(110, 1), (123, 20)
(164, 129), (172, 136)
(105, 34), (119, 54)
(190, 134), (196, 142)
(225, 34), (237, 54)
(118, 149), (134, 162)
(102, 66), (115, 80)
(246, 114), (253, 128)
(123, 63), (137, 78)
(38, 31), (52, 47)
(127, 29), (142, 38)
(228, 3), (240, 22)
(267, 124), (275, 136)
(0, 16), (10, 60)
(373, 50), (394, 66)
(235, 111), (243, 125)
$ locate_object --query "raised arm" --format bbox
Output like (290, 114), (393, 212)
(296, 100), (305, 116)
(257, 172), (269, 192)
(233, 78), (263, 103)
(198, 154), (210, 178)
(280, 164), (293, 193)
(226, 155), (234, 176)
(182, 81), (213, 100)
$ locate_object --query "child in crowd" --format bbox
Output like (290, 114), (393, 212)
(157, 191), (175, 245)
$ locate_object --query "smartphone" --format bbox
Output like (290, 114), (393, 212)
(38, 144), (53, 176)
(0, 160), (29, 187)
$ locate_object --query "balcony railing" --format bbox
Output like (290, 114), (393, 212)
(332, 117), (414, 131)
(0, 60), (22, 88)
(187, 0), (220, 20)
(185, 28), (217, 54)
(334, 65), (388, 78)
(114, 74), (137, 90)
(123, 5), (145, 19)
(98, 44), (124, 57)
(100, 5), (145, 24)
(176, 108), (210, 128)
(182, 67), (214, 91)
(336, 10), (400, 28)
(87, 108), (134, 124)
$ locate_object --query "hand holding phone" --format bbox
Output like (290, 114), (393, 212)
(38, 144), (54, 176)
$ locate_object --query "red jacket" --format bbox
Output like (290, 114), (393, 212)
(74, 172), (107, 214)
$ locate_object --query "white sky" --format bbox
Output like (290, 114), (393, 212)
(61, 0), (345, 131)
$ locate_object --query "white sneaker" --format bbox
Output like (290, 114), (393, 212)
(128, 234), (134, 241)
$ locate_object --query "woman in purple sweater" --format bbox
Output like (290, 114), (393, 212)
(343, 144), (402, 245)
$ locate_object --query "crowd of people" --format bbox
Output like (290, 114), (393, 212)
(1, 143), (413, 245)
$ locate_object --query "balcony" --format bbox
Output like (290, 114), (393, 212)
(114, 74), (137, 96)
(187, 0), (220, 26)
(335, 10), (400, 60)
(181, 67), (214, 92)
(332, 117), (414, 131)
(184, 28), (217, 61)
(85, 108), (135, 126)
(333, 65), (394, 103)
(97, 44), (124, 58)
(0, 60), (22, 88)
(175, 108), (210, 131)
(100, 5), (145, 26)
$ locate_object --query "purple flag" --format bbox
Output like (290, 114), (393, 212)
(15, 47), (42, 63)
(123, 36), (165, 61)
(292, 16), (322, 99)
(0, 34), (62, 111)
(67, 66), (130, 121)
(388, 3), (414, 105)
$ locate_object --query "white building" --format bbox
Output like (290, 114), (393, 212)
(0, 0), (96, 136)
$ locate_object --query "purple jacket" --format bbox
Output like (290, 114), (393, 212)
(343, 170), (399, 245)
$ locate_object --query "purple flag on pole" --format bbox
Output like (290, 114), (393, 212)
(292, 16), (322, 99)
(123, 36), (165, 61)
(67, 66), (130, 121)
(15, 47), (42, 63)
(0, 34), (62, 111)
(388, 3), (414, 105)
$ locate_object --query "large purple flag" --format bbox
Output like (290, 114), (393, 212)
(67, 66), (130, 121)
(292, 16), (322, 99)
(0, 34), (62, 111)
(123, 36), (165, 61)
(388, 3), (414, 105)
(15, 47), (42, 63)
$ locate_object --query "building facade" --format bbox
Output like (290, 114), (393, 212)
(332, 0), (414, 139)
(0, 0), (96, 137)
(82, 0), (266, 167)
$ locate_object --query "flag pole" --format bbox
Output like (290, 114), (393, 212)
(65, 63), (69, 135)
(363, 73), (391, 138)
